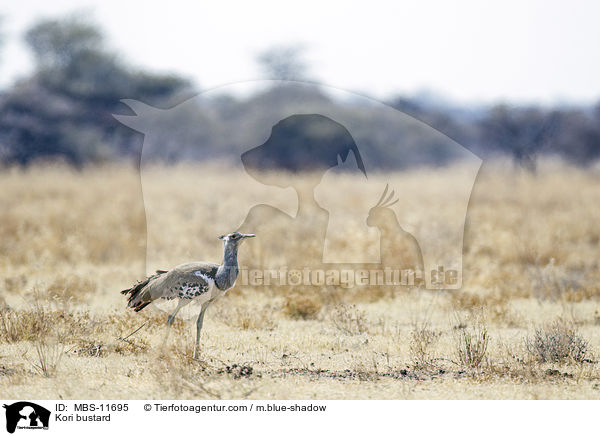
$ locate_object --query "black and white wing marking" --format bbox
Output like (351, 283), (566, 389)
(157, 262), (218, 301)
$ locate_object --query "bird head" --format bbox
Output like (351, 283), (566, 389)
(218, 232), (256, 248)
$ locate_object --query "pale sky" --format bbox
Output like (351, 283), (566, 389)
(1, 0), (599, 105)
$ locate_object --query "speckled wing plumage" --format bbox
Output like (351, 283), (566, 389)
(149, 262), (218, 301)
(121, 262), (219, 312)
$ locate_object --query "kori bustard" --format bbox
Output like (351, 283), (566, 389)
(121, 232), (255, 359)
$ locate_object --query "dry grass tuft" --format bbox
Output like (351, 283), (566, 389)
(24, 340), (65, 377)
(450, 290), (520, 326)
(525, 320), (589, 364)
(3, 275), (28, 294)
(45, 275), (97, 303)
(0, 303), (53, 343)
(283, 290), (323, 320)
(454, 322), (489, 369)
(216, 305), (277, 331)
(330, 304), (368, 335)
(112, 338), (150, 355)
(530, 260), (583, 302)
(409, 321), (441, 368)
(0, 307), (21, 343)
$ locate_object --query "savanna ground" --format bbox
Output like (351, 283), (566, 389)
(1, 162), (600, 399)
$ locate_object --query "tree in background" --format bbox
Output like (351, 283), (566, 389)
(390, 96), (480, 158)
(549, 107), (600, 166)
(257, 45), (310, 81)
(477, 105), (558, 173)
(25, 15), (103, 73)
(0, 15), (189, 165)
(0, 15), (598, 169)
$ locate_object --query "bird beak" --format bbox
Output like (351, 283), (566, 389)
(242, 234), (256, 238)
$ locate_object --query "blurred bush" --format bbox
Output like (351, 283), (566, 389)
(0, 15), (599, 169)
(0, 15), (190, 166)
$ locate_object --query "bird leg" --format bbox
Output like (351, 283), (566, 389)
(193, 304), (208, 360)
(160, 300), (187, 354)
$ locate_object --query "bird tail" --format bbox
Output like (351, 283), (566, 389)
(121, 270), (167, 312)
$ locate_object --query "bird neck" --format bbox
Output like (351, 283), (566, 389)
(215, 243), (239, 290)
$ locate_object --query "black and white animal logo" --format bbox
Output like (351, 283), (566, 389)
(2, 402), (50, 434)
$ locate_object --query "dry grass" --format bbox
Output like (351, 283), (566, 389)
(0, 161), (600, 399)
(215, 304), (278, 331)
(25, 340), (65, 378)
(409, 321), (441, 368)
(330, 304), (368, 335)
(454, 321), (489, 370)
(0, 300), (53, 343)
(45, 275), (97, 303)
(526, 319), (590, 364)
(283, 289), (323, 320)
